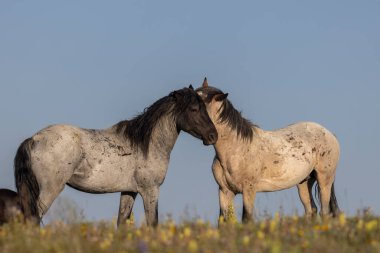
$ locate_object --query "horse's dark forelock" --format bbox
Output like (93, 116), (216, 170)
(196, 86), (255, 141)
(115, 88), (198, 156)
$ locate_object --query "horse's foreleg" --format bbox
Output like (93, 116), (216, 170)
(140, 187), (159, 227)
(218, 188), (235, 224)
(117, 191), (137, 227)
(242, 187), (256, 223)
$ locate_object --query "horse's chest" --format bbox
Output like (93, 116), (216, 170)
(134, 164), (168, 188)
(221, 163), (247, 193)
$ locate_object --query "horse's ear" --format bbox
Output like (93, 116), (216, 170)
(202, 77), (208, 87)
(189, 84), (194, 90)
(170, 91), (178, 99)
(170, 91), (183, 101)
(214, 93), (228, 101)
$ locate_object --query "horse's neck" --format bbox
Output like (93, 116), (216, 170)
(213, 123), (239, 157)
(213, 122), (261, 160)
(149, 114), (179, 157)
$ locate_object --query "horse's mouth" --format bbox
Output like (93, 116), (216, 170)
(202, 139), (213, 146)
(187, 130), (217, 145)
(202, 132), (218, 145)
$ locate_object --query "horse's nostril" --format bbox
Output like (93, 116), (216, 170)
(209, 133), (217, 143)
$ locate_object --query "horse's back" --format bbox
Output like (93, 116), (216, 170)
(276, 121), (338, 147)
(276, 121), (340, 170)
(289, 121), (338, 150)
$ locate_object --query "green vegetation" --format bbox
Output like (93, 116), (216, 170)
(0, 212), (379, 253)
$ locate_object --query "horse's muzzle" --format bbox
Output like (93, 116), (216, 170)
(203, 130), (218, 145)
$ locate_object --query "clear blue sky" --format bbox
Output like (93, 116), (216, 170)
(1, 1), (379, 223)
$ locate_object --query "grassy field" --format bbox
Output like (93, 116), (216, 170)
(0, 212), (379, 253)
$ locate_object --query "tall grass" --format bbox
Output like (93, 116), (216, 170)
(0, 211), (379, 253)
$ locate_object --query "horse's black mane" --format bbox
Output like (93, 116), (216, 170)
(197, 86), (255, 141)
(219, 98), (255, 141)
(114, 88), (195, 156)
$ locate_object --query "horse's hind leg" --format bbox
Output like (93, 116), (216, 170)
(315, 170), (336, 218)
(33, 165), (74, 220)
(297, 175), (317, 218)
(117, 191), (137, 227)
(37, 181), (67, 219)
(315, 153), (339, 218)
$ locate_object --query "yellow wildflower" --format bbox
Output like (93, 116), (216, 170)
(269, 219), (277, 233)
(135, 229), (142, 237)
(218, 215), (225, 225)
(338, 213), (346, 227)
(100, 237), (112, 250)
(242, 235), (250, 246)
(39, 228), (47, 238)
(365, 220), (378, 232)
(184, 227), (192, 237)
(274, 212), (280, 223)
(150, 240), (159, 250)
(259, 221), (266, 230)
(226, 204), (237, 223)
(270, 241), (282, 253)
(289, 226), (297, 235)
(160, 230), (169, 243)
(313, 224), (329, 231)
(196, 218), (204, 226)
(187, 239), (198, 252)
(129, 212), (135, 224)
(205, 228), (219, 239)
(257, 230), (265, 239)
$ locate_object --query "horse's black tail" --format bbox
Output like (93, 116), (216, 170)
(14, 138), (41, 224)
(313, 179), (340, 217)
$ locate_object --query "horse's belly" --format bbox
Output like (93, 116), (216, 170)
(68, 158), (138, 193)
(256, 162), (313, 192)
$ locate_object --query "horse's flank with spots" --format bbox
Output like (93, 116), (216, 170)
(196, 78), (340, 223)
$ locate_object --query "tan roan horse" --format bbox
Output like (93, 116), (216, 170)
(196, 79), (340, 223)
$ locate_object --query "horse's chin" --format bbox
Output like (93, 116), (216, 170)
(202, 139), (213, 146)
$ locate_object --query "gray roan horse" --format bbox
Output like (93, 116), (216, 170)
(196, 79), (340, 223)
(14, 85), (217, 226)
(0, 189), (22, 225)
